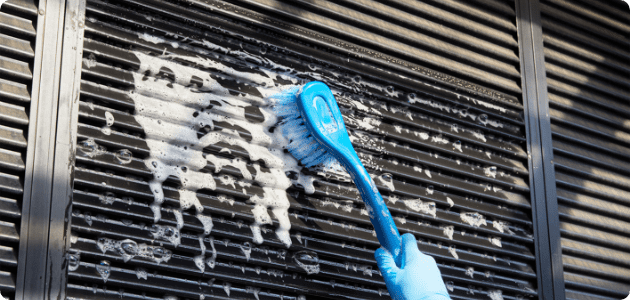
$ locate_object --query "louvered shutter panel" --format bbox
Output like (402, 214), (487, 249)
(65, 0), (538, 299)
(540, 0), (630, 299)
(0, 0), (38, 298)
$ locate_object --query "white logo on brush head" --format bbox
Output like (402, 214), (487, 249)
(311, 97), (338, 134)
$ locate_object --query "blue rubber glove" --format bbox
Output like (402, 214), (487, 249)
(375, 233), (451, 300)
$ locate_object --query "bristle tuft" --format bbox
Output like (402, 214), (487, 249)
(268, 85), (339, 168)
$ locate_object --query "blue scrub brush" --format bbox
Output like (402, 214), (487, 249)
(272, 81), (403, 265)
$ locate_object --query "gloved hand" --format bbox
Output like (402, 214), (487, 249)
(375, 233), (451, 300)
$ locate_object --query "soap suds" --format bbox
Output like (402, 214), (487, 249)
(487, 289), (504, 300)
(447, 197), (455, 207)
(484, 166), (497, 178)
(472, 130), (487, 142)
(135, 267), (148, 280)
(78, 138), (106, 158)
(445, 281), (454, 292)
(101, 111), (114, 135)
(248, 187), (292, 247)
(223, 282), (231, 296)
(493, 220), (514, 235)
(129, 51), (316, 248)
(97, 237), (172, 264)
(489, 236), (502, 248)
(149, 224), (181, 247)
(105, 111), (114, 126)
(442, 226), (454, 240)
(403, 199), (436, 218)
(246, 287), (261, 300)
(240, 242), (252, 261)
(465, 267), (474, 278)
(293, 251), (320, 275)
(83, 53), (97, 68)
(205, 237), (217, 269)
(96, 260), (111, 283)
(448, 245), (458, 259)
(374, 173), (395, 191)
(460, 212), (487, 228)
(453, 140), (462, 152)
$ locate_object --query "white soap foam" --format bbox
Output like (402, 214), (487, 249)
(135, 267), (148, 280)
(246, 286), (261, 300)
(447, 197), (455, 207)
(293, 251), (320, 275)
(97, 237), (172, 264)
(130, 50), (319, 249)
(248, 187), (292, 247)
(194, 255), (206, 272)
(105, 111), (115, 126)
(489, 236), (502, 248)
(443, 226), (454, 240)
(223, 282), (231, 296)
(374, 173), (395, 191)
(205, 237), (217, 269)
(240, 242), (252, 261)
(472, 130), (487, 142)
(487, 289), (504, 300)
(493, 220), (514, 235)
(448, 245), (458, 259)
(403, 199), (436, 218)
(465, 267), (474, 278)
(83, 53), (97, 68)
(484, 166), (497, 178)
(460, 212), (487, 228)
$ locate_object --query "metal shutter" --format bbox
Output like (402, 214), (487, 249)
(0, 0), (38, 298)
(540, 0), (630, 299)
(66, 0), (537, 299)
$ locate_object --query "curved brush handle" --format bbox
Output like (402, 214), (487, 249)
(297, 82), (402, 266)
(344, 153), (403, 267)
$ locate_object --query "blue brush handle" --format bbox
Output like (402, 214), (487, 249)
(297, 82), (403, 266)
(340, 147), (403, 267)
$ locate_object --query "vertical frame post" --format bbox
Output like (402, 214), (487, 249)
(46, 0), (87, 298)
(14, 0), (86, 298)
(15, 0), (67, 298)
(516, 0), (565, 299)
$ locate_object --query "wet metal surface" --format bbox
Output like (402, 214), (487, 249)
(66, 0), (538, 299)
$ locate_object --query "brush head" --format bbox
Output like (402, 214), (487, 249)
(271, 85), (339, 168)
(272, 83), (403, 262)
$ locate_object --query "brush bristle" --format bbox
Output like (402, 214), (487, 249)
(270, 86), (339, 168)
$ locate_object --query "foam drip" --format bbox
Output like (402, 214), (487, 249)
(130, 51), (313, 249)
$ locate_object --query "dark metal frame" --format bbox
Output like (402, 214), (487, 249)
(516, 0), (565, 299)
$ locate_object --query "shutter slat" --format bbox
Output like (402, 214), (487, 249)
(69, 0), (535, 298)
(0, 12), (36, 37)
(0, 33), (34, 59)
(2, 0), (38, 17)
(541, 0), (630, 297)
(0, 0), (38, 298)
